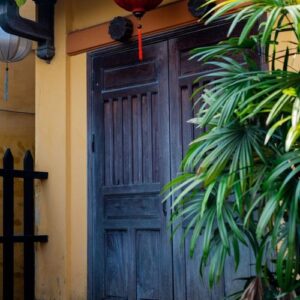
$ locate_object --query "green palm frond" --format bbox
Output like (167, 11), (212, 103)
(202, 0), (300, 46)
(165, 0), (300, 295)
(193, 54), (300, 148)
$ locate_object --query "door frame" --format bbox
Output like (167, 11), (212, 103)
(87, 19), (233, 300)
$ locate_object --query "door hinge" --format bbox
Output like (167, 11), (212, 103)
(91, 134), (95, 153)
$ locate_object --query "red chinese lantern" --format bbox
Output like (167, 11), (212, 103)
(114, 0), (163, 61)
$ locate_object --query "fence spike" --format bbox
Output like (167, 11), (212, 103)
(3, 149), (13, 168)
(24, 151), (34, 170)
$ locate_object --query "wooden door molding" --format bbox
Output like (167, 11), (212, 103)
(87, 19), (233, 60)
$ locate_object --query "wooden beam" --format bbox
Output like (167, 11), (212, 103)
(67, 0), (197, 55)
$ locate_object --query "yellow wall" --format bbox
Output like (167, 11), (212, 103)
(70, 0), (178, 31)
(20, 0), (35, 20)
(276, 26), (300, 70)
(35, 0), (71, 298)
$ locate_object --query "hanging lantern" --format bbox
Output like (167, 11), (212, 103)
(114, 0), (163, 61)
(0, 27), (32, 101)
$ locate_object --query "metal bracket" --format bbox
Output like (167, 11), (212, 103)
(188, 0), (213, 18)
(109, 17), (133, 43)
(0, 0), (56, 62)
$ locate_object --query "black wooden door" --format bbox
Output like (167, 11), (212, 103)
(169, 27), (253, 300)
(90, 24), (252, 300)
(91, 41), (173, 300)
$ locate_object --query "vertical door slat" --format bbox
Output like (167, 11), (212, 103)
(151, 93), (159, 183)
(132, 95), (143, 184)
(123, 96), (133, 185)
(142, 92), (153, 183)
(181, 84), (193, 156)
(113, 98), (124, 185)
(104, 98), (114, 186)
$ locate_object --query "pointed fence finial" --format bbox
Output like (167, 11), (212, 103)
(24, 151), (34, 170)
(3, 149), (13, 169)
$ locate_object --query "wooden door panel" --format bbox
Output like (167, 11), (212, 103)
(169, 24), (251, 300)
(103, 91), (159, 187)
(170, 33), (224, 299)
(94, 41), (172, 300)
(104, 230), (129, 299)
(103, 62), (157, 90)
(103, 185), (161, 220)
(184, 234), (225, 300)
(136, 230), (160, 300)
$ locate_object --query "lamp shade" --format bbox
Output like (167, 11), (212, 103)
(0, 27), (32, 63)
(114, 0), (163, 15)
(0, 27), (32, 101)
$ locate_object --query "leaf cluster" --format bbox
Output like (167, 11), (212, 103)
(164, 0), (300, 297)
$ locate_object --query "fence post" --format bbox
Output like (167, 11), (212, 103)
(0, 149), (48, 299)
(24, 151), (35, 300)
(3, 149), (14, 300)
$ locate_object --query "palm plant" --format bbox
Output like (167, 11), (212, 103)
(164, 0), (300, 298)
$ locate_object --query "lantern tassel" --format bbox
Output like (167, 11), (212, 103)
(4, 64), (9, 101)
(137, 25), (143, 61)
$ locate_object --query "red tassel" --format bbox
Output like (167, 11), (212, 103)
(137, 26), (143, 61)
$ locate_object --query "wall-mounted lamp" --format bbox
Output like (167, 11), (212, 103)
(0, 26), (32, 101)
(0, 0), (56, 62)
(109, 17), (133, 43)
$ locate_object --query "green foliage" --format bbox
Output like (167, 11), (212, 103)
(15, 0), (27, 7)
(164, 0), (300, 298)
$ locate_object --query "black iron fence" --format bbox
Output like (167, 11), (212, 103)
(0, 149), (48, 299)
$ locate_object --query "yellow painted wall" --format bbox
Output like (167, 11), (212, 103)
(70, 0), (178, 31)
(34, 0), (89, 297)
(35, 0), (71, 298)
(275, 26), (300, 70)
(20, 0), (35, 20)
(36, 51), (88, 299)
